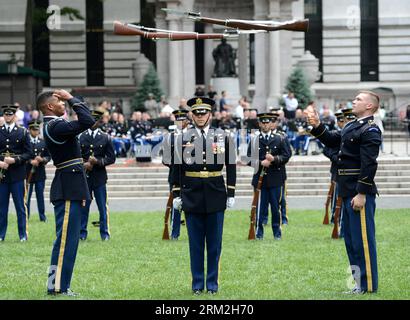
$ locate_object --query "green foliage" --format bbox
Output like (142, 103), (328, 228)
(132, 64), (164, 111)
(282, 67), (313, 109)
(0, 209), (409, 300)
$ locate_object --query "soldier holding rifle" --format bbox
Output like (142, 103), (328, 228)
(79, 108), (116, 241)
(0, 105), (32, 242)
(305, 91), (381, 294)
(247, 113), (291, 240)
(162, 109), (190, 240)
(25, 120), (50, 222)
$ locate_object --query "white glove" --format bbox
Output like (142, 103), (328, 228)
(173, 197), (183, 211)
(226, 197), (235, 208)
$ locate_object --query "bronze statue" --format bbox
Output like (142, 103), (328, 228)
(212, 39), (237, 77)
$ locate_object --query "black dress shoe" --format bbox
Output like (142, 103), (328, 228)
(80, 237), (86, 241)
(207, 290), (217, 295)
(20, 237), (27, 242)
(48, 289), (79, 297)
(192, 289), (203, 296)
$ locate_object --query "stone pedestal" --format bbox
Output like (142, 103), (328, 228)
(210, 77), (241, 107)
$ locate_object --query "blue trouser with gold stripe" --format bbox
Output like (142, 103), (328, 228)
(80, 184), (110, 240)
(0, 181), (28, 240)
(47, 200), (81, 293)
(256, 186), (282, 239)
(185, 211), (224, 292)
(342, 195), (378, 293)
(281, 184), (288, 224)
(26, 181), (46, 221)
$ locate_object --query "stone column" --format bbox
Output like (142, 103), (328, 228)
(238, 34), (249, 98)
(252, 0), (269, 111)
(279, 0), (296, 89)
(267, 0), (281, 107)
(181, 20), (196, 100)
(204, 24), (215, 87)
(155, 6), (169, 96)
(167, 18), (182, 107)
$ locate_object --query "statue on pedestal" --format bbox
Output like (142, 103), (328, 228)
(212, 39), (237, 77)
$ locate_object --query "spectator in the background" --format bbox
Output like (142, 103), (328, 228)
(211, 111), (222, 128)
(23, 104), (33, 128)
(233, 97), (246, 120)
(144, 93), (159, 118)
(160, 102), (174, 118)
(14, 102), (25, 126)
(194, 85), (206, 97)
(320, 106), (336, 131)
(113, 100), (123, 114)
(178, 98), (188, 111)
(219, 91), (232, 112)
(207, 85), (218, 100)
(219, 111), (237, 131)
(282, 91), (298, 119)
(406, 105), (410, 136)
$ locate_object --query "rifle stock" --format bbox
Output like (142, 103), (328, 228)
(248, 168), (265, 240)
(331, 196), (342, 239)
(199, 17), (309, 32)
(162, 192), (173, 240)
(323, 181), (335, 225)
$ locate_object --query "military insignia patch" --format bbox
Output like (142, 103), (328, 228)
(196, 98), (203, 105)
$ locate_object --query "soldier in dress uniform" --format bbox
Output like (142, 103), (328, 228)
(162, 109), (190, 240)
(306, 91), (382, 294)
(248, 113), (292, 240)
(171, 97), (236, 295)
(270, 109), (291, 226)
(25, 120), (50, 222)
(0, 105), (32, 242)
(37, 89), (95, 296)
(79, 107), (116, 241)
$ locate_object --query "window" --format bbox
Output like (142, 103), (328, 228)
(86, 0), (104, 86)
(249, 34), (255, 84)
(304, 0), (323, 82)
(360, 0), (379, 81)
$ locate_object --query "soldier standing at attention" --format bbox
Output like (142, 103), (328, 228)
(25, 120), (50, 222)
(37, 89), (95, 296)
(171, 97), (236, 295)
(248, 113), (291, 240)
(305, 91), (382, 294)
(0, 105), (32, 242)
(79, 108), (116, 241)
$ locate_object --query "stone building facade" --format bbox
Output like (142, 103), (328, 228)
(0, 0), (409, 114)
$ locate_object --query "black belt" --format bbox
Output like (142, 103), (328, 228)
(55, 158), (83, 170)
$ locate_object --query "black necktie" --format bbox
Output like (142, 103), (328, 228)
(7, 127), (11, 134)
(201, 129), (207, 152)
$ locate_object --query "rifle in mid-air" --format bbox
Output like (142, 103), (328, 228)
(162, 9), (309, 33)
(114, 21), (265, 41)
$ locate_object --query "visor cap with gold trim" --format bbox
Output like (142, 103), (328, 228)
(258, 112), (276, 123)
(335, 109), (344, 121)
(91, 107), (106, 121)
(341, 106), (356, 120)
(187, 97), (214, 114)
(172, 109), (189, 121)
(1, 105), (18, 116)
(28, 120), (41, 130)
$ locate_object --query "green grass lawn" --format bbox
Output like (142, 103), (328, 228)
(0, 208), (409, 300)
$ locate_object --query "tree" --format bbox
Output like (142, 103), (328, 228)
(281, 67), (313, 109)
(132, 64), (164, 111)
